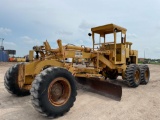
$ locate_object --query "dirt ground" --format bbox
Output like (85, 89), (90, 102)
(0, 62), (160, 120)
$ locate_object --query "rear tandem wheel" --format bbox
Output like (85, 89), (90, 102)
(124, 64), (141, 87)
(139, 64), (150, 84)
(106, 70), (118, 80)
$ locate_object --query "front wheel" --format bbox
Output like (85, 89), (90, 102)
(30, 67), (77, 118)
(4, 63), (30, 96)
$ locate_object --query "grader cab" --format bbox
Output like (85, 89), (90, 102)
(4, 23), (150, 118)
(90, 24), (138, 79)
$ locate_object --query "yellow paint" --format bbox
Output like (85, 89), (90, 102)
(17, 23), (138, 91)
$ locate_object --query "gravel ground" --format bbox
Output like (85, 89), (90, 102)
(0, 62), (160, 120)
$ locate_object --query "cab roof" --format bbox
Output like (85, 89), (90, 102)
(91, 23), (127, 34)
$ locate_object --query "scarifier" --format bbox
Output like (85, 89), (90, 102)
(4, 23), (150, 118)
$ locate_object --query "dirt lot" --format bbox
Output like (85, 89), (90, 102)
(0, 62), (160, 120)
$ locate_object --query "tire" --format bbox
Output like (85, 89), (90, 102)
(30, 67), (77, 118)
(139, 65), (150, 84)
(124, 64), (141, 87)
(4, 63), (30, 96)
(106, 70), (118, 80)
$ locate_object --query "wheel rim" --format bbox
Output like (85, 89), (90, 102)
(134, 70), (140, 84)
(48, 77), (71, 106)
(145, 69), (149, 81)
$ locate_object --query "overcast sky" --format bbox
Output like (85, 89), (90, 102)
(0, 0), (160, 58)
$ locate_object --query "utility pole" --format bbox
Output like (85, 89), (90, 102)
(0, 38), (4, 50)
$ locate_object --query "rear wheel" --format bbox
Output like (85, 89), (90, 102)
(30, 67), (77, 117)
(4, 63), (30, 96)
(124, 64), (141, 87)
(139, 65), (150, 84)
(106, 70), (118, 80)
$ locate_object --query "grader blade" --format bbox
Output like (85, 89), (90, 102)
(76, 77), (122, 100)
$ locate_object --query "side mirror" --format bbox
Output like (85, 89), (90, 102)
(88, 33), (92, 36)
(114, 28), (118, 32)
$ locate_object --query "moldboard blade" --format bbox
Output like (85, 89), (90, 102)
(75, 77), (122, 100)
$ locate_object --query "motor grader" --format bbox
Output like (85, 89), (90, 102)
(4, 23), (150, 118)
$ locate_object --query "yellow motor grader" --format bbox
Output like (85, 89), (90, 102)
(4, 23), (150, 118)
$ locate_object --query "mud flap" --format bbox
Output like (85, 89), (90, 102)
(75, 77), (122, 100)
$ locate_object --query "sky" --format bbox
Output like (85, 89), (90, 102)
(0, 0), (160, 59)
